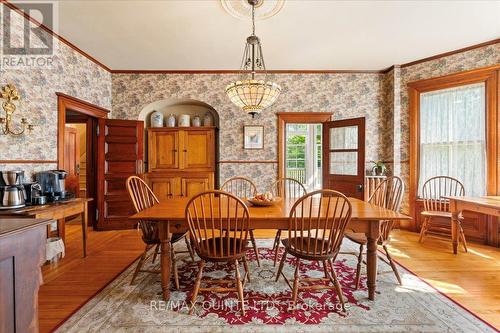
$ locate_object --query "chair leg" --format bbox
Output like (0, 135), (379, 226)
(185, 235), (195, 261)
(322, 260), (329, 278)
(353, 244), (364, 290)
(235, 259), (246, 316)
(171, 244), (180, 290)
(273, 230), (282, 266)
(459, 226), (468, 253)
(130, 244), (151, 285)
(249, 230), (260, 267)
(291, 259), (301, 313)
(276, 249), (288, 282)
(189, 260), (205, 315)
(329, 259), (345, 312)
(152, 243), (160, 264)
(383, 245), (402, 285)
(273, 229), (281, 251)
(419, 218), (429, 243)
(242, 255), (251, 282)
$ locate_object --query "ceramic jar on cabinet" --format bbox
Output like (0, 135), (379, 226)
(150, 111), (164, 128)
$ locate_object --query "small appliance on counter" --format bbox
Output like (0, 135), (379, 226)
(36, 170), (73, 202)
(0, 170), (26, 209)
(23, 182), (45, 205)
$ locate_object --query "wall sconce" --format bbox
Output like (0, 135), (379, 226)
(0, 84), (34, 136)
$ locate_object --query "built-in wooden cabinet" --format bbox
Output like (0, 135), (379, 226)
(146, 127), (216, 199)
(148, 128), (214, 172)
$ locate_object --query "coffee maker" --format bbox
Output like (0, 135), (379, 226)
(0, 170), (26, 209)
(36, 170), (72, 202)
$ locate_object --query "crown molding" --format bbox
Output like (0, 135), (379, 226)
(1, 1), (498, 75)
(110, 69), (385, 74)
(401, 38), (500, 68)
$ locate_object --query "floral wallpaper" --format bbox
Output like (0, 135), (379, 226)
(112, 73), (389, 191)
(0, 3), (111, 180)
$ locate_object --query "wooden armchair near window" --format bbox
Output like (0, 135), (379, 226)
(221, 176), (261, 266)
(419, 176), (467, 252)
(126, 176), (195, 288)
(269, 177), (307, 266)
(185, 190), (251, 315)
(276, 190), (352, 313)
(344, 176), (405, 289)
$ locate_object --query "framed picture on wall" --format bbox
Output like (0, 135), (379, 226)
(243, 125), (264, 149)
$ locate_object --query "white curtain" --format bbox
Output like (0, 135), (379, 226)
(418, 83), (486, 197)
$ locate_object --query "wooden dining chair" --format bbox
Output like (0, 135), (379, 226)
(344, 176), (405, 289)
(221, 176), (261, 266)
(419, 176), (467, 252)
(268, 177), (307, 266)
(276, 189), (352, 313)
(126, 176), (195, 288)
(185, 190), (251, 315)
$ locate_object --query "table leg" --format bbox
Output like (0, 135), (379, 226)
(451, 212), (459, 255)
(159, 222), (172, 301)
(81, 202), (88, 257)
(366, 221), (380, 301)
(57, 218), (65, 244)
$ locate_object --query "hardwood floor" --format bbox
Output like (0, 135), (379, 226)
(386, 230), (500, 329)
(39, 223), (144, 333)
(39, 226), (500, 332)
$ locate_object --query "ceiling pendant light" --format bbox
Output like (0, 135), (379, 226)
(225, 0), (281, 118)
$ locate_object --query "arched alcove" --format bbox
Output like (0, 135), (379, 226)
(138, 98), (221, 187)
(138, 98), (220, 128)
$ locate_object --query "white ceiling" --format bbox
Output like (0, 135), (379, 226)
(54, 0), (500, 70)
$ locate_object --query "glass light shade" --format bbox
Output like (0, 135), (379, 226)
(225, 79), (281, 116)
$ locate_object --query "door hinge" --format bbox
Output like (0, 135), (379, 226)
(96, 126), (100, 136)
(95, 208), (99, 221)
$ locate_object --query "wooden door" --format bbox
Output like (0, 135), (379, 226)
(180, 175), (211, 198)
(148, 130), (179, 171)
(322, 117), (365, 199)
(97, 119), (144, 230)
(182, 129), (214, 170)
(63, 126), (80, 197)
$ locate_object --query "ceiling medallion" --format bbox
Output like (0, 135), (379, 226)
(221, 0), (285, 20)
(225, 0), (281, 117)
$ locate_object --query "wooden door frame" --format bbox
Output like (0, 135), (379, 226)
(57, 92), (109, 167)
(277, 112), (333, 181)
(408, 65), (500, 231)
(57, 93), (109, 227)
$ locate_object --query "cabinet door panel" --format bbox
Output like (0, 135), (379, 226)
(181, 176), (211, 198)
(149, 131), (179, 171)
(182, 130), (214, 170)
(147, 176), (179, 201)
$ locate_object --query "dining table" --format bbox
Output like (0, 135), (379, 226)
(129, 196), (411, 302)
(447, 196), (500, 254)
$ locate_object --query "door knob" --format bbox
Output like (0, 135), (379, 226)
(356, 184), (363, 192)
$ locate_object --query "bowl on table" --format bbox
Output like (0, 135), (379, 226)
(247, 193), (282, 207)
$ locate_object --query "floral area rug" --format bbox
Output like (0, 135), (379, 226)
(56, 239), (495, 333)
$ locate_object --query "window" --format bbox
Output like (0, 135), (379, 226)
(418, 83), (486, 197)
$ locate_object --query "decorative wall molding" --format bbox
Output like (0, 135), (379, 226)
(218, 160), (278, 164)
(0, 160), (58, 164)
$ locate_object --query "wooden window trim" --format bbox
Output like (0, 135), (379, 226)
(277, 112), (333, 181)
(408, 65), (500, 230)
